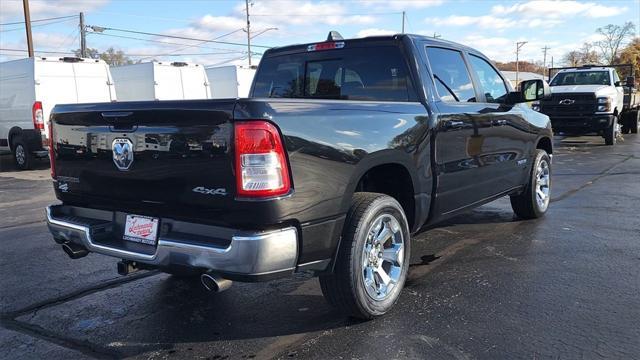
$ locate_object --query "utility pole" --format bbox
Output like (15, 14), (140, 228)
(433, 32), (441, 39)
(515, 41), (527, 86)
(22, 0), (34, 57)
(541, 45), (550, 71)
(79, 12), (86, 58)
(245, 0), (252, 66)
(401, 11), (405, 34)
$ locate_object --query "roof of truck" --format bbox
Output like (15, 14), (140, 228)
(556, 66), (613, 73)
(265, 33), (478, 56)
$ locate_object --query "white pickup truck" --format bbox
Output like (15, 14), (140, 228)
(536, 65), (639, 145)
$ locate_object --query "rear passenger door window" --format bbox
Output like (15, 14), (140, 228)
(468, 55), (508, 103)
(425, 47), (476, 102)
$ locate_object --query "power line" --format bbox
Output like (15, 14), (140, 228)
(207, 54), (248, 67)
(89, 25), (273, 49)
(0, 14), (77, 26)
(0, 17), (76, 32)
(0, 47), (261, 58)
(137, 28), (246, 61)
(87, 31), (245, 53)
(0, 47), (75, 55)
(251, 11), (402, 16)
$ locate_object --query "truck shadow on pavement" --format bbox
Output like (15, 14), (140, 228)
(7, 203), (525, 359)
(0, 154), (50, 172)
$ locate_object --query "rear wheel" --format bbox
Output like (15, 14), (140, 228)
(320, 192), (410, 319)
(510, 149), (551, 219)
(631, 110), (639, 134)
(12, 136), (33, 170)
(604, 116), (618, 146)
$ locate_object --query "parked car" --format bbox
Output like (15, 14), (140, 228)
(45, 33), (553, 319)
(110, 61), (211, 101)
(205, 65), (256, 99)
(0, 57), (116, 169)
(537, 65), (639, 145)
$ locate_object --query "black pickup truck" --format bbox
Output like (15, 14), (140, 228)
(46, 34), (553, 319)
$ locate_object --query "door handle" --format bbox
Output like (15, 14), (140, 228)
(444, 120), (465, 129)
(492, 119), (507, 126)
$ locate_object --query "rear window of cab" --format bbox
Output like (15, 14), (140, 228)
(252, 45), (417, 102)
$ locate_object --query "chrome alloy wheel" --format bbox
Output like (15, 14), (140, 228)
(15, 144), (26, 166)
(535, 159), (550, 211)
(361, 213), (405, 301)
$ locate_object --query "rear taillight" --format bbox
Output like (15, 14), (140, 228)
(234, 121), (290, 198)
(32, 101), (44, 131)
(48, 121), (56, 179)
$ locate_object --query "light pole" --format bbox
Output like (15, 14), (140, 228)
(80, 12), (86, 57)
(245, 0), (252, 66)
(250, 27), (277, 39)
(22, 0), (34, 57)
(515, 41), (527, 86)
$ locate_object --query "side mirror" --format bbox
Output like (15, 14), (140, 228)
(519, 79), (550, 102)
(614, 81), (621, 87)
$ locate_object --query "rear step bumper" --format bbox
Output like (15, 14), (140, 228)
(46, 205), (298, 280)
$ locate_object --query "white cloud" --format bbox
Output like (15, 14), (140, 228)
(426, 15), (517, 29)
(527, 18), (564, 28)
(232, 1), (376, 26)
(33, 32), (79, 50)
(0, 0), (109, 21)
(492, 1), (627, 19)
(355, 28), (397, 38)
(359, 0), (445, 10)
(194, 15), (247, 33)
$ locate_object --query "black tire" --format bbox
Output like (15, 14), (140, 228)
(604, 116), (618, 146)
(11, 136), (34, 170)
(510, 149), (551, 219)
(631, 110), (639, 134)
(319, 192), (410, 320)
(621, 113), (631, 134)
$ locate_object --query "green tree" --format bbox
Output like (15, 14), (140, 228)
(73, 47), (133, 66)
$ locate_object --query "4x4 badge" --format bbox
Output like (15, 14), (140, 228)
(112, 138), (134, 171)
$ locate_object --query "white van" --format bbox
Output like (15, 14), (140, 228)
(110, 61), (211, 101)
(205, 65), (256, 98)
(0, 57), (116, 169)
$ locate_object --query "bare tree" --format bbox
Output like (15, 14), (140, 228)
(596, 22), (636, 65)
(99, 47), (134, 66)
(579, 42), (600, 64)
(563, 51), (581, 67)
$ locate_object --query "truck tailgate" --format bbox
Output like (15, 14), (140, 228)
(50, 100), (236, 216)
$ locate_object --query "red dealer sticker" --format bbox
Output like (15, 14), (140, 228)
(307, 41), (345, 52)
(123, 214), (159, 245)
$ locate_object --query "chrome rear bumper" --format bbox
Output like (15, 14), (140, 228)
(46, 205), (298, 278)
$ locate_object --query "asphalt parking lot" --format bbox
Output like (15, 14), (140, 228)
(1, 135), (639, 360)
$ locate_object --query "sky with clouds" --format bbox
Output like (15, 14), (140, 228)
(1, 0), (638, 67)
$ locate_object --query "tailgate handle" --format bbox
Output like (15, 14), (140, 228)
(101, 112), (134, 122)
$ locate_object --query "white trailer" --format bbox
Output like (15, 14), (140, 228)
(0, 57), (116, 169)
(205, 65), (256, 98)
(111, 62), (211, 101)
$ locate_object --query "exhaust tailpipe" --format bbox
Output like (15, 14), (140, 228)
(201, 272), (232, 293)
(62, 242), (89, 259)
